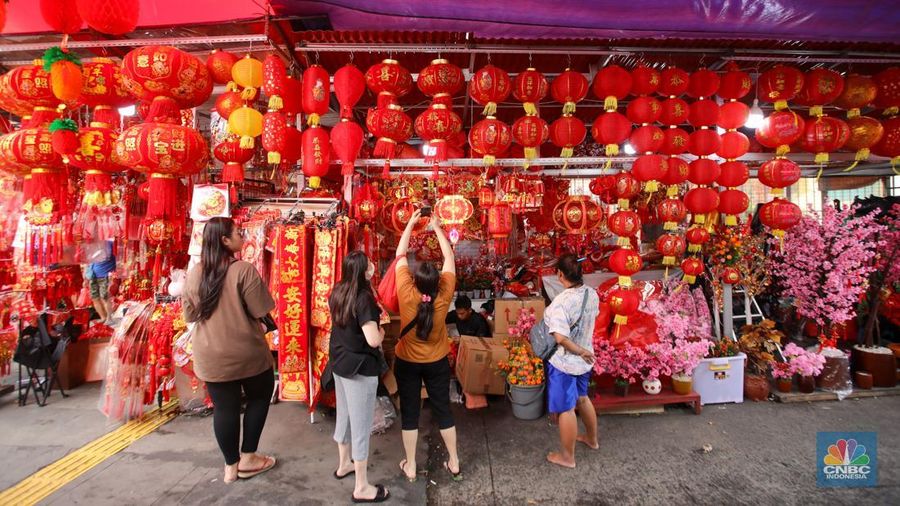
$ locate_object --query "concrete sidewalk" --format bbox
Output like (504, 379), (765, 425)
(0, 383), (897, 505)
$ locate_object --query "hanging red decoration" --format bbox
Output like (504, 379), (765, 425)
(331, 120), (364, 176)
(76, 0), (139, 36)
(333, 64), (365, 119)
(756, 110), (806, 155)
(688, 129), (721, 157)
(215, 86), (243, 119)
(758, 158), (801, 196)
(717, 101), (750, 130)
(684, 187), (719, 224)
(262, 55), (287, 111)
(661, 127), (690, 156)
(301, 126), (330, 189)
(609, 248), (643, 287)
(660, 98), (689, 126)
(551, 69), (589, 114)
(512, 68), (549, 116)
(262, 110), (288, 165)
(1, 63), (59, 114)
(366, 104), (413, 175)
(631, 64), (660, 96)
(658, 67), (690, 97)
(121, 46), (212, 109)
(721, 267), (742, 285)
(688, 68), (720, 99)
(549, 115), (586, 158)
(382, 199), (423, 236)
(353, 182), (383, 222)
(365, 59), (413, 109)
(609, 287), (640, 325)
(656, 233), (686, 266)
(608, 210), (641, 247)
(873, 67), (900, 115)
(589, 175), (616, 204)
(469, 65), (512, 117)
(796, 68), (845, 117)
(835, 74), (878, 118)
(681, 257), (704, 284)
(688, 99), (719, 127)
(512, 115), (549, 164)
(592, 65), (632, 111)
(43, 47), (83, 103)
(469, 116), (512, 166)
(660, 156), (689, 196)
(630, 125), (664, 154)
(657, 198), (687, 231)
(717, 160), (750, 188)
(435, 194), (474, 226)
(718, 189), (749, 226)
(591, 111), (632, 156)
(488, 203), (514, 254)
(687, 158), (720, 186)
(758, 65), (805, 111)
(626, 96), (662, 125)
(415, 103), (463, 168)
(717, 131), (750, 159)
(759, 198), (802, 239)
(685, 226), (710, 253)
(206, 50), (238, 85)
(41, 0), (84, 34)
(80, 58), (132, 108)
(281, 76), (303, 119)
(418, 59), (464, 107)
(844, 116), (885, 168)
(717, 62), (753, 101)
(871, 116), (900, 164)
(632, 154), (667, 193)
(613, 171), (641, 209)
(302, 64), (330, 126)
(800, 116), (850, 164)
(553, 196), (603, 235)
(215, 135), (254, 186)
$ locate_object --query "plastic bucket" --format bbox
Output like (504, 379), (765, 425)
(507, 383), (545, 420)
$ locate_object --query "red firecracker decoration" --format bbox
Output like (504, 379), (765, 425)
(365, 59), (412, 109)
(656, 233), (686, 266)
(758, 65), (805, 111)
(684, 187), (719, 224)
(76, 0), (139, 36)
(513, 68), (549, 116)
(302, 64), (330, 126)
(681, 257), (704, 284)
(609, 248), (643, 287)
(512, 115), (549, 165)
(334, 64), (365, 119)
(592, 65), (632, 111)
(331, 120), (364, 176)
(302, 126), (330, 189)
(469, 65), (511, 117)
(418, 59), (464, 108)
(551, 69), (589, 114)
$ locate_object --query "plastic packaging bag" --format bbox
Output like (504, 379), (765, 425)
(816, 347), (853, 400)
(371, 396), (397, 434)
(377, 257), (402, 313)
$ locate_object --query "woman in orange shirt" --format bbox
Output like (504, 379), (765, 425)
(394, 209), (461, 482)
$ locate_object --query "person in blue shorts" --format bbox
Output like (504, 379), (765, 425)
(87, 241), (116, 322)
(544, 254), (600, 469)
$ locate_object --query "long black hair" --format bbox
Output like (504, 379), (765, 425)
(413, 262), (440, 340)
(197, 217), (236, 321)
(329, 251), (371, 328)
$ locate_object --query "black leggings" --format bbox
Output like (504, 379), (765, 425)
(394, 356), (455, 431)
(205, 368), (275, 465)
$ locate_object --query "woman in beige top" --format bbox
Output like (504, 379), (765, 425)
(182, 217), (277, 484)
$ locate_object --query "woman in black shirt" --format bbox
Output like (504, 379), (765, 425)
(328, 251), (389, 503)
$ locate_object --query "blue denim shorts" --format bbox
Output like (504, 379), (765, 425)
(547, 362), (591, 413)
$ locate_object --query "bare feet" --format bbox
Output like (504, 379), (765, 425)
(576, 434), (600, 450)
(224, 464), (239, 484)
(546, 451), (576, 469)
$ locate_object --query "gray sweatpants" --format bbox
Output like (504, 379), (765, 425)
(333, 373), (378, 462)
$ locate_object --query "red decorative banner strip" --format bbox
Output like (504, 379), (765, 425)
(273, 224), (310, 403)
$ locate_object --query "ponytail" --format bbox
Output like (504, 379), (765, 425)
(413, 263), (440, 340)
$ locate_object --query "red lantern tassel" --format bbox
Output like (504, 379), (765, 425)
(221, 162), (245, 183)
(92, 105), (120, 127)
(27, 169), (65, 225)
(146, 174), (181, 222)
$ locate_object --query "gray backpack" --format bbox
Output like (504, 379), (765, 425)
(529, 290), (589, 361)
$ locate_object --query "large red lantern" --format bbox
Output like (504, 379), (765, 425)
(609, 287), (640, 325)
(488, 203), (514, 254)
(627, 96), (661, 125)
(681, 257), (704, 284)
(796, 68), (845, 117)
(630, 125), (664, 154)
(717, 101), (750, 130)
(660, 156), (689, 196)
(844, 116), (885, 167)
(688, 129), (721, 157)
(613, 171), (642, 208)
(470, 116), (512, 166)
(262, 54), (287, 112)
(756, 110), (806, 155)
(592, 65), (632, 111)
(1, 64), (59, 115)
(661, 127), (689, 156)
(718, 189), (749, 226)
(512, 115), (549, 163)
(688, 69), (720, 99)
(301, 64), (330, 126)
(469, 65), (511, 116)
(658, 67), (690, 97)
(758, 65), (804, 111)
(656, 233), (686, 266)
(717, 131), (750, 159)
(334, 64), (365, 119)
(689, 99), (719, 127)
(551, 69), (589, 114)
(206, 50), (238, 85)
(214, 135), (254, 186)
(435, 194), (474, 226)
(687, 158), (720, 186)
(631, 65), (660, 96)
(717, 63), (752, 100)
(608, 210), (641, 246)
(415, 104), (463, 167)
(632, 154), (667, 193)
(4, 112), (68, 225)
(758, 158), (801, 195)
(609, 248), (643, 287)
(873, 67), (900, 114)
(41, 0), (84, 33)
(367, 104), (413, 174)
(871, 116), (900, 163)
(553, 196), (603, 235)
(281, 76), (303, 119)
(549, 115), (586, 158)
(365, 59), (412, 109)
(76, 0), (139, 36)
(760, 198), (802, 239)
(331, 120), (364, 176)
(684, 187), (719, 224)
(800, 116), (850, 163)
(657, 198), (687, 231)
(717, 160), (750, 188)
(591, 111), (631, 156)
(121, 46), (212, 109)
(513, 68), (549, 116)
(660, 98), (689, 126)
(835, 74), (878, 118)
(418, 59), (464, 107)
(301, 126), (330, 189)
(80, 58), (132, 108)
(685, 226), (710, 253)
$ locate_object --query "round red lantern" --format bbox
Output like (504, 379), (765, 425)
(661, 127), (690, 156)
(415, 103), (463, 166)
(614, 171), (642, 208)
(717, 101), (750, 130)
(592, 65), (632, 111)
(301, 126), (330, 189)
(688, 129), (721, 157)
(608, 209), (641, 246)
(871, 116), (900, 163)
(717, 160), (750, 188)
(435, 194), (474, 226)
(632, 154), (667, 193)
(658, 67), (690, 97)
(835, 74), (878, 118)
(630, 125), (664, 154)
(589, 174), (616, 203)
(660, 156), (689, 195)
(688, 69), (720, 99)
(718, 189), (749, 226)
(844, 116), (885, 166)
(367, 104), (413, 173)
(800, 116), (850, 163)
(206, 50), (238, 85)
(281, 76), (303, 119)
(2, 63), (59, 113)
(688, 158), (720, 186)
(512, 115), (549, 163)
(656, 233), (686, 266)
(41, 0), (84, 34)
(553, 196), (603, 235)
(659, 97), (689, 126)
(549, 115), (586, 158)
(684, 187), (719, 224)
(681, 257), (704, 284)
(631, 65), (660, 96)
(609, 287), (640, 325)
(365, 59), (412, 109)
(488, 203), (514, 254)
(215, 135), (254, 184)
(513, 68), (549, 116)
(591, 111), (632, 156)
(301, 64), (330, 126)
(657, 198), (687, 231)
(685, 226), (710, 253)
(76, 0), (139, 35)
(758, 158), (801, 195)
(609, 248), (643, 287)
(760, 198), (802, 239)
(721, 267), (742, 285)
(689, 99), (719, 128)
(215, 86), (243, 119)
(418, 59), (464, 107)
(551, 69), (589, 114)
(796, 68), (845, 117)
(717, 63), (752, 101)
(873, 67), (900, 114)
(717, 130), (750, 159)
(382, 199), (422, 236)
(331, 120), (364, 176)
(758, 65), (804, 110)
(627, 96), (661, 125)
(755, 110), (806, 155)
(121, 46), (212, 109)
(80, 58), (132, 108)
(333, 64), (365, 119)
(469, 65), (511, 116)
(353, 182), (383, 223)
(469, 116), (512, 166)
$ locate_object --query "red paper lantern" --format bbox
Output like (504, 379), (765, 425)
(488, 203), (514, 254)
(758, 158), (801, 195)
(657, 198), (687, 231)
(687, 158), (720, 186)
(513, 68), (549, 116)
(609, 248), (643, 287)
(330, 120), (364, 176)
(871, 116), (900, 162)
(608, 210), (641, 246)
(549, 115), (586, 158)
(80, 58), (132, 108)
(689, 128), (721, 156)
(835, 74), (878, 117)
(609, 287), (640, 325)
(760, 198), (802, 238)
(721, 267), (742, 285)
(717, 131), (750, 159)
(717, 160), (750, 188)
(365, 59), (412, 109)
(681, 257), (704, 284)
(589, 174), (615, 200)
(214, 135), (254, 184)
(550, 69), (589, 114)
(656, 233), (686, 265)
(367, 104), (413, 171)
(214, 87), (243, 120)
(512, 115), (549, 163)
(632, 154), (667, 193)
(281, 76), (303, 119)
(844, 116), (885, 166)
(718, 189), (749, 226)
(689, 99), (719, 127)
(262, 110), (287, 165)
(758, 65), (805, 110)
(418, 59), (464, 107)
(796, 68), (845, 116)
(435, 194), (474, 226)
(717, 63), (752, 100)
(873, 67), (900, 114)
(613, 171), (642, 208)
(206, 50), (238, 85)
(1, 64), (59, 114)
(685, 226), (710, 253)
(333, 64), (365, 119)
(800, 116), (850, 163)
(382, 199), (422, 236)
(591, 111), (632, 156)
(630, 125), (664, 154)
(660, 156), (689, 193)
(262, 55), (287, 111)
(659, 98), (689, 126)
(301, 126), (330, 189)
(660, 127), (690, 156)
(469, 116), (512, 166)
(76, 0), (139, 35)
(717, 101), (750, 130)
(469, 65), (511, 116)
(41, 0), (84, 34)
(592, 65), (632, 111)
(756, 110), (806, 155)
(688, 69), (720, 99)
(631, 65), (660, 96)
(121, 46), (212, 109)
(684, 187), (719, 224)
(627, 96), (661, 125)
(658, 67), (690, 97)
(552, 196), (603, 235)
(415, 103), (463, 166)
(301, 64), (330, 126)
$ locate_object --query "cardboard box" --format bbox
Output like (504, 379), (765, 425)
(493, 297), (546, 336)
(455, 336), (509, 395)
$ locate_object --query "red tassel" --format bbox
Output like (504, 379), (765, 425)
(92, 105), (120, 127)
(221, 162), (245, 183)
(84, 170), (113, 194)
(146, 97), (181, 124)
(146, 174), (181, 221)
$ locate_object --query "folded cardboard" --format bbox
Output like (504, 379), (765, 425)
(493, 297), (546, 336)
(455, 336), (509, 395)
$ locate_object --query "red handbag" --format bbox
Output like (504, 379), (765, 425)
(377, 256), (403, 314)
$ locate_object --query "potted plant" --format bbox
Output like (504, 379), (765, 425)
(594, 341), (643, 397)
(640, 342), (673, 395)
(737, 320), (783, 401)
(669, 338), (712, 395)
(498, 310), (543, 420)
(782, 343), (826, 394)
(771, 362), (794, 393)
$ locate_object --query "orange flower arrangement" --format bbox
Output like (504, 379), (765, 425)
(497, 339), (545, 386)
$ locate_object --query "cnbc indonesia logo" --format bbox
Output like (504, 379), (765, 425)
(822, 438), (871, 481)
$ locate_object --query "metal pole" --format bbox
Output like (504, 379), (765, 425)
(723, 284), (734, 340)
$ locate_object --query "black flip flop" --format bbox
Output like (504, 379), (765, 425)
(352, 484), (390, 503)
(334, 469), (355, 480)
(444, 461), (463, 482)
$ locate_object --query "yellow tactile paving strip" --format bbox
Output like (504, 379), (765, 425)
(0, 401), (179, 506)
